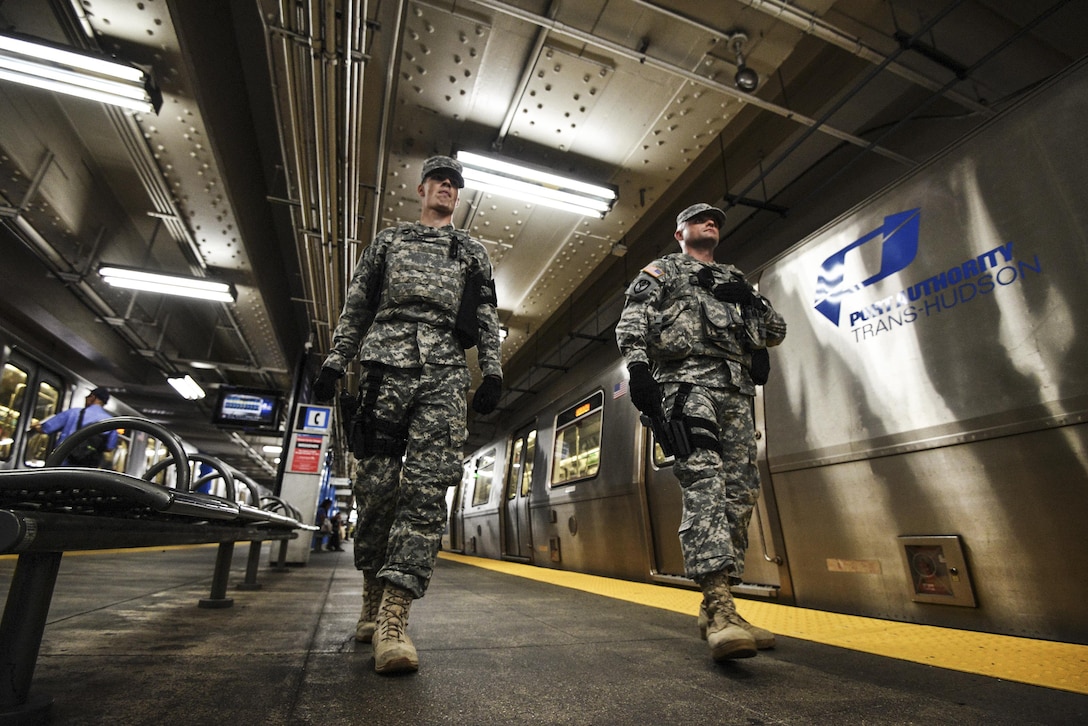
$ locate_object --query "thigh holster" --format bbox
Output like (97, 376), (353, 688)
(350, 367), (409, 459)
(672, 383), (720, 453)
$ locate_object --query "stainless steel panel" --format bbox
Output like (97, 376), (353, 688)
(757, 61), (1088, 642)
(761, 59), (1088, 468)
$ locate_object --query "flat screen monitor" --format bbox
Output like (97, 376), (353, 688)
(212, 387), (283, 429)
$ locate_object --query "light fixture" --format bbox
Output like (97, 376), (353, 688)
(455, 151), (617, 218)
(0, 31), (162, 114)
(262, 445), (283, 455)
(729, 32), (759, 93)
(168, 374), (206, 401)
(99, 264), (237, 303)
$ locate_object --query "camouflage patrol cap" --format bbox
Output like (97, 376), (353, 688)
(421, 155), (465, 188)
(676, 202), (726, 230)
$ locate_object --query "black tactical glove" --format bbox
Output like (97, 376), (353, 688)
(711, 280), (755, 304)
(471, 375), (502, 414)
(627, 362), (662, 416)
(311, 366), (342, 402)
(714, 281), (766, 312)
(750, 348), (771, 385)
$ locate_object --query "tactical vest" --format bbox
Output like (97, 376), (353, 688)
(648, 258), (751, 364)
(374, 228), (468, 326)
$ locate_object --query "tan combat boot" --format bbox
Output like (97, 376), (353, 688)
(699, 599), (776, 649)
(354, 572), (382, 643)
(373, 585), (419, 674)
(699, 572), (757, 661)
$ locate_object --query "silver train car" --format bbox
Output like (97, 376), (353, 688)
(1, 327), (223, 494)
(444, 57), (1088, 645)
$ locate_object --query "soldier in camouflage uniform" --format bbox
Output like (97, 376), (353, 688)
(615, 203), (786, 662)
(312, 155), (503, 674)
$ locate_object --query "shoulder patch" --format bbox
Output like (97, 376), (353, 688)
(625, 271), (661, 302)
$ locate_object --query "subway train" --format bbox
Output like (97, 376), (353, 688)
(0, 325), (251, 498)
(0, 327), (148, 476)
(443, 56), (1088, 646)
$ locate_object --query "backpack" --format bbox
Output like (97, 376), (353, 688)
(66, 409), (108, 468)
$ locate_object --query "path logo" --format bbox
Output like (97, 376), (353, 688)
(814, 209), (920, 326)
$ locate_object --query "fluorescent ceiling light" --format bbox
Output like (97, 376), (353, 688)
(168, 375), (206, 401)
(0, 31), (162, 114)
(455, 151), (617, 218)
(99, 264), (237, 303)
(262, 445), (283, 455)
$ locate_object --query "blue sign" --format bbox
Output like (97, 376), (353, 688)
(297, 405), (332, 433)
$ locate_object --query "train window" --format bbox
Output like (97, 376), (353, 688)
(109, 433), (130, 473)
(0, 362), (30, 462)
(470, 448), (497, 506)
(551, 391), (604, 486)
(23, 379), (60, 468)
(505, 430), (537, 500)
(651, 438), (672, 468)
(144, 437), (173, 486)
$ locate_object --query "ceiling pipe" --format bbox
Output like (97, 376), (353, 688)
(369, 0), (409, 245)
(267, 1), (378, 356)
(631, 0), (993, 117)
(438, 0), (914, 166)
(268, 2), (336, 353)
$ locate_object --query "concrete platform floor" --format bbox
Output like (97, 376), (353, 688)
(2, 544), (1086, 725)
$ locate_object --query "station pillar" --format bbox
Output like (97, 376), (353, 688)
(278, 404), (332, 565)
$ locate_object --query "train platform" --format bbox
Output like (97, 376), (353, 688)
(2, 544), (1086, 725)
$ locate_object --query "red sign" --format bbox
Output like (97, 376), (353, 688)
(288, 433), (324, 473)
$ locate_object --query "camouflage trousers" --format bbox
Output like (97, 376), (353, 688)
(352, 362), (470, 598)
(665, 382), (760, 582)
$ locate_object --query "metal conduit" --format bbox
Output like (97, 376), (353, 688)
(270, 2), (322, 335)
(723, 0), (964, 214)
(632, 0), (993, 117)
(337, 0), (369, 329)
(341, 1), (366, 251)
(272, 2), (330, 348)
(368, 0), (409, 247)
(268, 1), (374, 351)
(450, 0), (914, 165)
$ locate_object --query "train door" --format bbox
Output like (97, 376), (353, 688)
(740, 390), (786, 596)
(501, 426), (536, 562)
(442, 460), (469, 552)
(643, 435), (686, 578)
(0, 352), (64, 471)
(641, 394), (786, 594)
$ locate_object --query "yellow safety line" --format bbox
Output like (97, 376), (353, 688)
(439, 551), (1088, 695)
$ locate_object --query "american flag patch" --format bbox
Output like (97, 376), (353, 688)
(613, 380), (628, 399)
(641, 264), (664, 278)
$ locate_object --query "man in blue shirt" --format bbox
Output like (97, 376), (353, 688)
(33, 386), (119, 466)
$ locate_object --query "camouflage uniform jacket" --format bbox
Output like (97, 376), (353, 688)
(616, 252), (786, 395)
(323, 222), (503, 379)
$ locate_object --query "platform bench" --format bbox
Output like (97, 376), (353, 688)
(0, 417), (315, 723)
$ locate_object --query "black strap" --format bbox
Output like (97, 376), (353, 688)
(669, 382), (692, 421)
(671, 383), (721, 452)
(362, 366), (384, 408)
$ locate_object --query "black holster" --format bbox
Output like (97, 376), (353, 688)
(455, 271), (496, 349)
(350, 366), (408, 459)
(671, 382), (720, 454)
(350, 411), (408, 459)
(338, 390), (360, 440)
